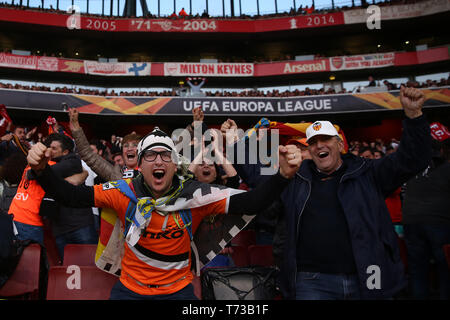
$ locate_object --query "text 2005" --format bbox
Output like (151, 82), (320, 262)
(86, 19), (117, 31)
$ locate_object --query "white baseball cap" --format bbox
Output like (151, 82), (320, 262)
(306, 121), (339, 143)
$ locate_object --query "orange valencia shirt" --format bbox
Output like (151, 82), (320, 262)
(92, 184), (228, 295)
(10, 162), (56, 227)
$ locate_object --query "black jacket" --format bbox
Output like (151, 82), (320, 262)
(46, 153), (94, 236)
(234, 116), (431, 299)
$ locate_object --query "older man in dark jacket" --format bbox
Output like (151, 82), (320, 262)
(228, 86), (431, 299)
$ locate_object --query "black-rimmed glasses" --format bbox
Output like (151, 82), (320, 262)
(142, 150), (173, 162)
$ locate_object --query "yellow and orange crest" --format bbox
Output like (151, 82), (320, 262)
(312, 122), (322, 131)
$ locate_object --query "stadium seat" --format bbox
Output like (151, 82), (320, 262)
(62, 244), (97, 266)
(443, 244), (450, 269)
(43, 219), (61, 266)
(192, 272), (202, 299)
(0, 243), (41, 299)
(230, 245), (249, 267)
(230, 230), (256, 248)
(46, 266), (118, 300)
(248, 245), (274, 267)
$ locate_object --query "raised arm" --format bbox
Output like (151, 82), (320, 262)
(373, 86), (432, 196)
(68, 107), (120, 181)
(27, 142), (95, 208)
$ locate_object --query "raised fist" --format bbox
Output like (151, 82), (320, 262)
(400, 86), (426, 119)
(278, 144), (302, 179)
(27, 142), (51, 172)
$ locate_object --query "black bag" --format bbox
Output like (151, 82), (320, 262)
(0, 212), (32, 288)
(201, 266), (278, 300)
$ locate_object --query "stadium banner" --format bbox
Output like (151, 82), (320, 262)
(1, 1), (448, 33)
(84, 61), (151, 76)
(0, 47), (447, 77)
(58, 58), (86, 74)
(343, 0), (450, 24)
(0, 52), (87, 73)
(163, 63), (254, 77)
(0, 52), (38, 70)
(255, 59), (330, 76)
(254, 12), (345, 31)
(0, 87), (448, 116)
(0, 7), (344, 33)
(329, 52), (395, 71)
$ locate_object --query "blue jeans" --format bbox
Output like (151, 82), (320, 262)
(296, 271), (361, 300)
(404, 223), (450, 300)
(55, 224), (98, 261)
(14, 221), (44, 246)
(109, 281), (198, 300)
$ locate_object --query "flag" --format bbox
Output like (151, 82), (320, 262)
(430, 122), (450, 141)
(0, 104), (12, 135)
(246, 118), (349, 153)
(46, 116), (73, 139)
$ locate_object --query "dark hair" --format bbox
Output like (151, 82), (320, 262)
(359, 147), (373, 156)
(0, 152), (27, 185)
(373, 150), (385, 157)
(122, 133), (142, 145)
(89, 139), (106, 153)
(44, 133), (74, 152)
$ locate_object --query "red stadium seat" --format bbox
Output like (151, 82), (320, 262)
(43, 219), (61, 266)
(443, 244), (450, 269)
(192, 272), (202, 299)
(63, 244), (97, 266)
(230, 230), (256, 248)
(230, 245), (249, 267)
(0, 243), (41, 299)
(248, 245), (274, 267)
(46, 266), (118, 300)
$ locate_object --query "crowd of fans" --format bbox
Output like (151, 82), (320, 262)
(0, 94), (449, 300)
(0, 76), (448, 98)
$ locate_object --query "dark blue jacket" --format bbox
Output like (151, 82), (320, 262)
(233, 115), (431, 299)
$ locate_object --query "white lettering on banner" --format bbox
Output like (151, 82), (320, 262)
(130, 19), (151, 30)
(222, 101), (275, 113)
(278, 100), (332, 112)
(283, 60), (328, 74)
(0, 53), (37, 69)
(84, 61), (151, 76)
(329, 52), (395, 71)
(182, 100), (331, 114)
(164, 63), (254, 76)
(37, 57), (59, 72)
(85, 19), (117, 31)
(182, 20), (217, 31)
